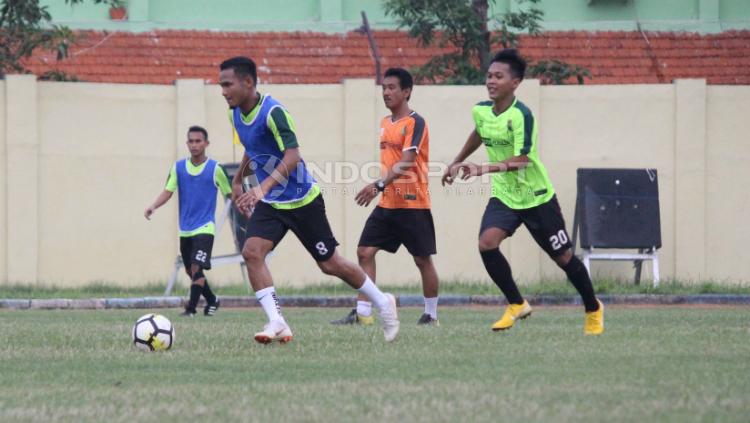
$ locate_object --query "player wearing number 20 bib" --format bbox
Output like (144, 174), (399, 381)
(442, 49), (603, 336)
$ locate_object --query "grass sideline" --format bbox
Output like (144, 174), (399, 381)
(1, 279), (750, 299)
(1, 306), (749, 422)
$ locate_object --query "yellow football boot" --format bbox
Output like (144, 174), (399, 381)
(357, 313), (375, 325)
(491, 300), (532, 331)
(330, 308), (375, 326)
(584, 300), (604, 335)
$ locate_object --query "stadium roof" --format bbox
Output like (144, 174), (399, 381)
(22, 30), (750, 85)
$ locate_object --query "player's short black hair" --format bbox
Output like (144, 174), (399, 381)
(220, 56), (257, 85)
(490, 49), (526, 80)
(383, 67), (414, 100)
(188, 125), (208, 140)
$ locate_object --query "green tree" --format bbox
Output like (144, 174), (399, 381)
(383, 0), (591, 85)
(0, 0), (121, 80)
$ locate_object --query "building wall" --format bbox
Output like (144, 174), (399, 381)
(705, 85), (750, 281)
(2, 77), (749, 287)
(43, 0), (750, 33)
(0, 81), (6, 283)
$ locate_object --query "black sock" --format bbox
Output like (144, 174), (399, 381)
(562, 256), (599, 312)
(202, 281), (217, 305)
(187, 284), (202, 312)
(480, 249), (524, 305)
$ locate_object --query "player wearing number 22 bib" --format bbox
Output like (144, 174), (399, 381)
(144, 125), (232, 317)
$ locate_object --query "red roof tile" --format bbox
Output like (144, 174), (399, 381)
(19, 30), (750, 85)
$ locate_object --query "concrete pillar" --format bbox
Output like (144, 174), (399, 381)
(175, 79), (205, 157)
(0, 81), (6, 282)
(341, 79), (379, 259)
(5, 75), (39, 283)
(673, 79), (707, 280)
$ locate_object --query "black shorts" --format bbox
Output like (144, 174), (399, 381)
(479, 195), (572, 257)
(358, 206), (437, 257)
(245, 194), (339, 262)
(180, 234), (214, 271)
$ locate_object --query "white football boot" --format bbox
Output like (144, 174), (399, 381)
(379, 293), (400, 342)
(254, 319), (293, 344)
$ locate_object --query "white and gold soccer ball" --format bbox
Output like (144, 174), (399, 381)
(132, 313), (174, 351)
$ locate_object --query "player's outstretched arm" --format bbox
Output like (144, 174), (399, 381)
(382, 148), (418, 186)
(215, 164), (233, 199)
(355, 149), (417, 207)
(231, 153), (250, 201)
(231, 153), (252, 216)
(144, 190), (173, 220)
(458, 155), (530, 180)
(235, 147), (301, 213)
(442, 129), (482, 186)
(262, 147), (300, 193)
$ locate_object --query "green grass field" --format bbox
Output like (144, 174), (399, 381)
(1, 306), (749, 422)
(2, 279), (750, 299)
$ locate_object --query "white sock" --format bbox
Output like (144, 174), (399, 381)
(356, 300), (373, 317)
(424, 296), (438, 319)
(256, 286), (283, 323)
(357, 276), (389, 310)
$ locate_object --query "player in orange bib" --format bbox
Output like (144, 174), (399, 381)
(331, 68), (440, 326)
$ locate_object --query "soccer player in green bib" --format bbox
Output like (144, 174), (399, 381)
(442, 49), (604, 335)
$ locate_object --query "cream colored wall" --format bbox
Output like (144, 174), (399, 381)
(705, 86), (750, 282)
(1, 78), (748, 287)
(35, 82), (176, 285)
(540, 84), (677, 281)
(0, 81), (6, 282)
(5, 75), (39, 283)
